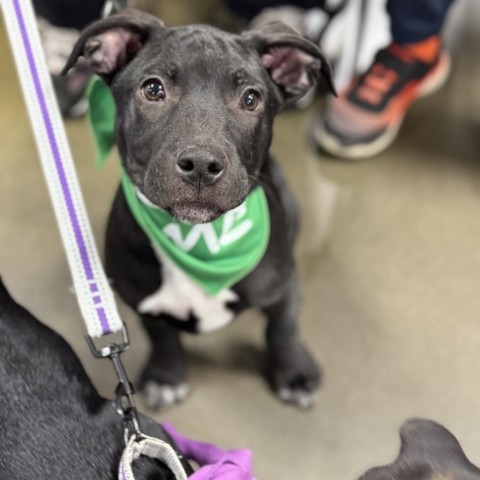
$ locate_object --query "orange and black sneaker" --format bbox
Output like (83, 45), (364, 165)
(313, 38), (451, 159)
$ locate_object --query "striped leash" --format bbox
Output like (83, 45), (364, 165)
(1, 1), (187, 478)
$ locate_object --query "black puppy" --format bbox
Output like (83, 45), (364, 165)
(0, 279), (192, 479)
(358, 419), (480, 480)
(64, 9), (336, 409)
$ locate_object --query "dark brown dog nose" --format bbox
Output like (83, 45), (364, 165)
(176, 149), (225, 187)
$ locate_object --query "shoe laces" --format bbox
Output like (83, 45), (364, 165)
(355, 45), (413, 106)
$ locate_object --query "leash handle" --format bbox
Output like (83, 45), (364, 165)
(1, 0), (123, 338)
(119, 435), (188, 480)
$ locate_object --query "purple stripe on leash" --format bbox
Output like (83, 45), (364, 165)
(96, 307), (111, 334)
(120, 461), (128, 480)
(13, 0), (111, 334)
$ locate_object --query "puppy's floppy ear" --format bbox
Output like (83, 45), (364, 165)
(245, 21), (336, 103)
(397, 418), (478, 469)
(62, 8), (163, 83)
(357, 419), (480, 480)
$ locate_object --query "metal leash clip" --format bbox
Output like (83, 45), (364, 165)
(87, 329), (188, 480)
(86, 325), (142, 443)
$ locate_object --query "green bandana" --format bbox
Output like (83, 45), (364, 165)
(87, 77), (270, 296)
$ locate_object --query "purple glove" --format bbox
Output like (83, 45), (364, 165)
(162, 423), (255, 480)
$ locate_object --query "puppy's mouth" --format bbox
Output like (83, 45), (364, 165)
(137, 187), (229, 224)
(167, 202), (224, 224)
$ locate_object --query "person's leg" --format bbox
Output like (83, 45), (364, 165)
(314, 0), (455, 160)
(33, 0), (104, 29)
(388, 0), (454, 44)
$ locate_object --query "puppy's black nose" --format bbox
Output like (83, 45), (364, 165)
(176, 149), (225, 187)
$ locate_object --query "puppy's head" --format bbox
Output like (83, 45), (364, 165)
(64, 9), (335, 223)
(358, 419), (480, 480)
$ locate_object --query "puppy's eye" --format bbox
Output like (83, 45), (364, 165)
(240, 89), (261, 111)
(141, 79), (165, 101)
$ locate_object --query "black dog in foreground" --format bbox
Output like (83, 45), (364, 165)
(64, 8), (336, 410)
(0, 279), (191, 479)
(358, 419), (480, 480)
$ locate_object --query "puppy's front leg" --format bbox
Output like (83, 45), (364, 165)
(263, 273), (320, 409)
(140, 314), (190, 410)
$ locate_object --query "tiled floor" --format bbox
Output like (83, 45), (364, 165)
(1, 2), (480, 480)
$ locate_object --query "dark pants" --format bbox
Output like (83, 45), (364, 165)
(33, 0), (105, 29)
(388, 0), (455, 43)
(226, 0), (326, 21)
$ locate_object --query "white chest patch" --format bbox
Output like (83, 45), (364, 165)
(137, 245), (238, 333)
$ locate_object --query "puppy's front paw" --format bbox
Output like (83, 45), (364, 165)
(277, 384), (318, 409)
(269, 343), (320, 409)
(143, 381), (191, 410)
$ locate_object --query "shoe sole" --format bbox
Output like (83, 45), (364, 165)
(314, 52), (451, 160)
